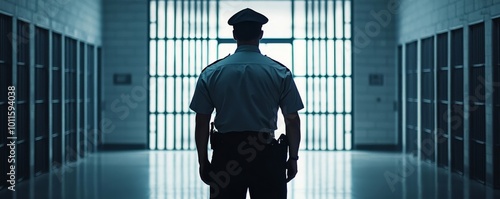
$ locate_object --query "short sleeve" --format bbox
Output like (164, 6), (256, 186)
(189, 74), (215, 114)
(279, 72), (304, 114)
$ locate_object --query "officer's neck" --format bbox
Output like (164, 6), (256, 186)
(237, 40), (259, 47)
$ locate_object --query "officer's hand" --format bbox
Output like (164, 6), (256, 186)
(199, 160), (212, 185)
(286, 160), (298, 183)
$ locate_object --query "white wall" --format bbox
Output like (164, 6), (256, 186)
(101, 0), (148, 145)
(353, 0), (398, 147)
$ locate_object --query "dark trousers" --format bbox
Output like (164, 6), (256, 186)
(208, 132), (287, 199)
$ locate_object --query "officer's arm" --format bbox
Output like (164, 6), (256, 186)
(195, 113), (212, 164)
(284, 112), (301, 160)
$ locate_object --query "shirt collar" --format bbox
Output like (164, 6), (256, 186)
(235, 45), (261, 53)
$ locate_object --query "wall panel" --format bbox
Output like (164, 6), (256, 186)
(52, 32), (63, 165)
(0, 13), (13, 190)
(468, 22), (486, 183)
(16, 19), (31, 182)
(421, 36), (435, 162)
(64, 37), (78, 162)
(405, 41), (418, 156)
(34, 26), (49, 175)
(437, 32), (449, 168)
(450, 28), (464, 174)
(493, 18), (500, 189)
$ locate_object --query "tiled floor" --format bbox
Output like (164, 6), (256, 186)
(1, 151), (499, 199)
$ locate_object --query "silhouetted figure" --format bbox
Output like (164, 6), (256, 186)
(189, 8), (304, 199)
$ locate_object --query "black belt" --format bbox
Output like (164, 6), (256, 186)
(210, 131), (275, 149)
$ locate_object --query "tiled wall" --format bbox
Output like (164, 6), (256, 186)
(0, 0), (101, 45)
(101, 0), (148, 146)
(352, 0), (398, 146)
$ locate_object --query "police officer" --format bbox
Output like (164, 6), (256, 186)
(190, 8), (304, 199)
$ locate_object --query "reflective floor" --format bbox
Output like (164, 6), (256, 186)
(1, 151), (499, 199)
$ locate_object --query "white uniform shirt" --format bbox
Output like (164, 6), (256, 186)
(190, 45), (304, 133)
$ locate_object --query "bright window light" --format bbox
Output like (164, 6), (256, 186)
(149, 0), (352, 150)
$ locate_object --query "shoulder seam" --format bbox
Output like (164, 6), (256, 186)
(201, 54), (231, 73)
(265, 55), (290, 72)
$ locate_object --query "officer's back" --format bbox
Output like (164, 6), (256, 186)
(200, 46), (290, 133)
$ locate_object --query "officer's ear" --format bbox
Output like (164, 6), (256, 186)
(259, 30), (263, 40)
(232, 30), (238, 41)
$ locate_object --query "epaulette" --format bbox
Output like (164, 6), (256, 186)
(265, 55), (291, 72)
(201, 54), (231, 73)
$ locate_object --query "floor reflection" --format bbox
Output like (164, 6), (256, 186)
(0, 151), (499, 199)
(149, 151), (209, 199)
(289, 151), (352, 199)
